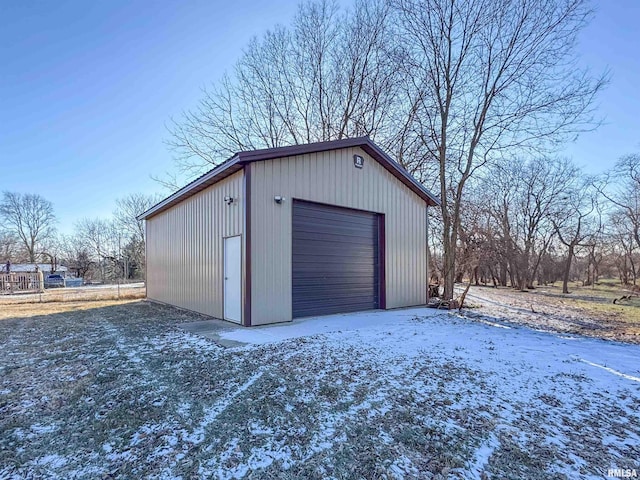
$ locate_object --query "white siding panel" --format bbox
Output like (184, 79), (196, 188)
(250, 147), (427, 325)
(146, 171), (244, 320)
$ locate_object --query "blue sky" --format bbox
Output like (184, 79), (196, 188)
(1, 0), (639, 233)
(562, 0), (640, 172)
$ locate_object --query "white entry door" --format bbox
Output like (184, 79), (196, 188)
(224, 236), (242, 323)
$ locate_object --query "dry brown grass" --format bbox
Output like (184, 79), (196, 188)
(1, 302), (638, 478)
(0, 299), (143, 320)
(465, 280), (640, 343)
(0, 284), (146, 320)
(0, 284), (145, 307)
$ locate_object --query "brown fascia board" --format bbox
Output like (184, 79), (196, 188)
(358, 140), (440, 207)
(138, 137), (440, 220)
(236, 137), (368, 162)
(137, 156), (243, 220)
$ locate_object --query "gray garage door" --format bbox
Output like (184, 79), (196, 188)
(292, 200), (380, 318)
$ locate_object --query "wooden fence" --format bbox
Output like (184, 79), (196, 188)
(0, 272), (44, 294)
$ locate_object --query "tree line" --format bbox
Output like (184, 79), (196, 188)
(0, 192), (158, 283)
(6, 0), (633, 297)
(431, 153), (640, 294)
(165, 0), (608, 299)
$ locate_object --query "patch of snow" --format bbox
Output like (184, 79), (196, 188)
(3, 301), (640, 479)
(467, 432), (500, 480)
(19, 399), (36, 409)
(573, 357), (640, 383)
(468, 316), (512, 329)
(248, 421), (274, 436)
(378, 429), (393, 445)
(176, 401), (191, 416)
(389, 455), (420, 479)
(32, 454), (68, 468)
(29, 424), (57, 435)
(219, 308), (450, 345)
(105, 449), (136, 462)
(180, 371), (263, 446)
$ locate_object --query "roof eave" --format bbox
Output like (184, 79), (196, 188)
(359, 141), (440, 207)
(138, 137), (441, 219)
(137, 155), (242, 220)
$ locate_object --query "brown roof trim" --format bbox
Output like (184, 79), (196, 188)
(138, 158), (243, 220)
(378, 213), (386, 310)
(236, 137), (368, 162)
(138, 137), (439, 220)
(243, 163), (252, 327)
(357, 140), (439, 207)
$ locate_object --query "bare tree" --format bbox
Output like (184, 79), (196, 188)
(480, 157), (578, 290)
(75, 218), (120, 282)
(551, 176), (599, 293)
(393, 0), (606, 299)
(55, 234), (95, 279)
(113, 194), (158, 243)
(0, 231), (18, 263)
(0, 192), (56, 263)
(113, 193), (159, 279)
(610, 224), (638, 286)
(163, 0), (605, 300)
(165, 0), (404, 187)
(583, 229), (605, 287)
(601, 154), (640, 250)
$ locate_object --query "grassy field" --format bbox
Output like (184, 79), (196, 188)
(1, 299), (639, 479)
(464, 280), (640, 344)
(0, 283), (146, 306)
(561, 279), (640, 324)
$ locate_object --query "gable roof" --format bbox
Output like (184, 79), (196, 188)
(139, 137), (440, 220)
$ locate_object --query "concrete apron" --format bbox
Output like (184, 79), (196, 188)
(179, 319), (247, 348)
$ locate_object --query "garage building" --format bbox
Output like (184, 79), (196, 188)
(139, 137), (439, 326)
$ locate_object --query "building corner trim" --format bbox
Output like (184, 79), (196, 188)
(379, 213), (386, 310)
(243, 164), (252, 327)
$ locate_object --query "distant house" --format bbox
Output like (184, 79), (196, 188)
(9, 264), (68, 278)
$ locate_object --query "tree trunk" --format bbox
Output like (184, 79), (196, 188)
(584, 263), (591, 287)
(442, 245), (456, 300)
(620, 256), (628, 285)
(442, 218), (457, 301)
(562, 244), (575, 294)
(499, 262), (507, 286)
(28, 241), (36, 263)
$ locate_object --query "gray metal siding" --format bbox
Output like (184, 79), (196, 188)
(292, 200), (379, 317)
(145, 170), (244, 321)
(250, 146), (427, 325)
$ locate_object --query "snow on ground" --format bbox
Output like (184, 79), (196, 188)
(0, 301), (639, 479)
(462, 285), (640, 344)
